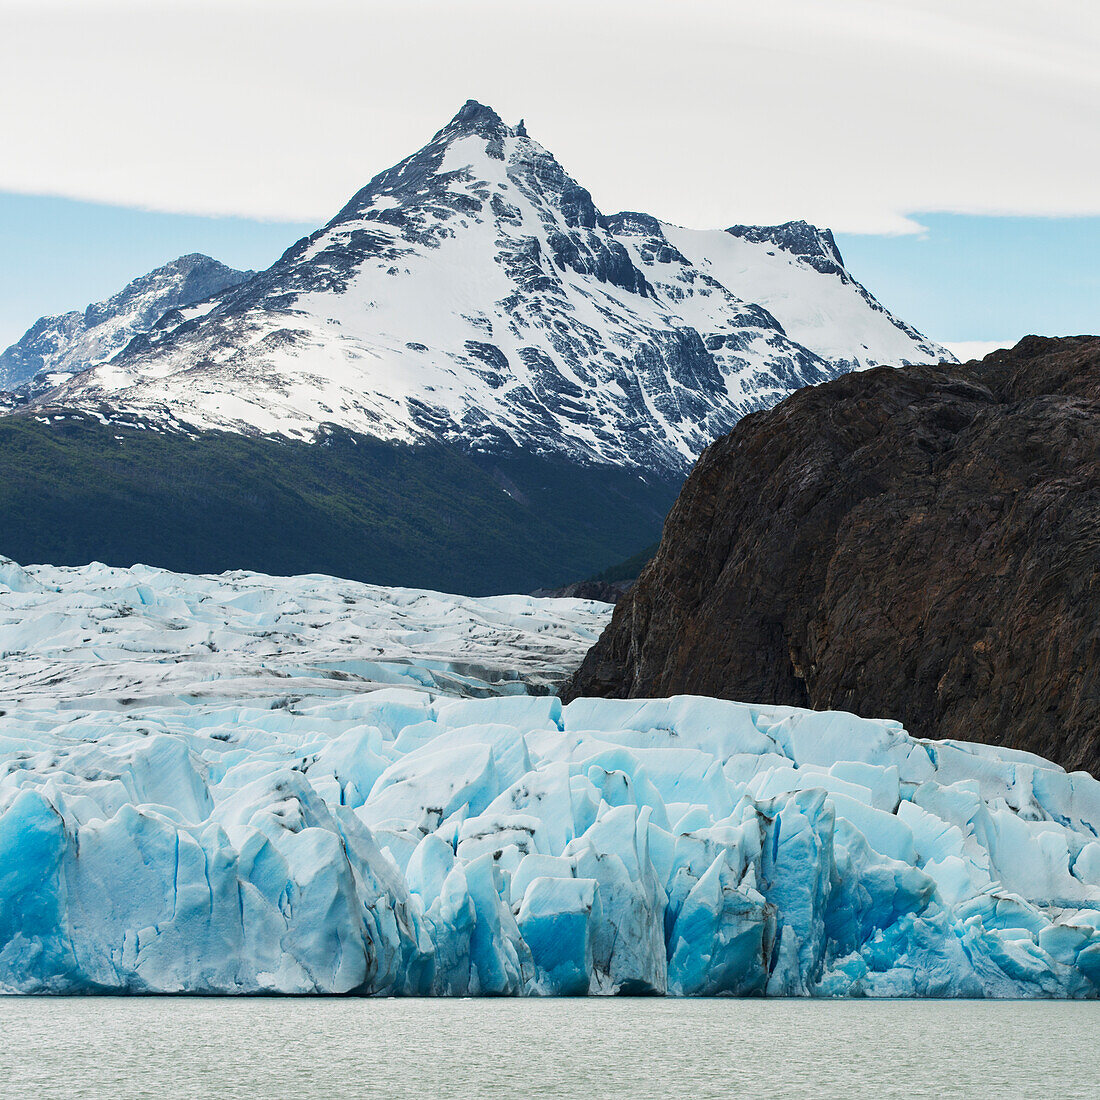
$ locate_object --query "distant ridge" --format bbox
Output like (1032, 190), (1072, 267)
(0, 254), (254, 394)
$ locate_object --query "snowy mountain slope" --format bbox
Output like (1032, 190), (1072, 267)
(33, 102), (953, 476)
(1, 560), (1098, 997)
(0, 253), (254, 394)
(668, 221), (945, 369)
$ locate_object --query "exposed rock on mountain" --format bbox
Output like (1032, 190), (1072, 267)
(533, 541), (659, 602)
(531, 579), (630, 604)
(0, 254), (254, 394)
(20, 101), (950, 477)
(567, 336), (1100, 777)
(0, 101), (953, 592)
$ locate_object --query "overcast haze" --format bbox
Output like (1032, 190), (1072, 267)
(3, 0), (1099, 234)
(0, 0), (1097, 353)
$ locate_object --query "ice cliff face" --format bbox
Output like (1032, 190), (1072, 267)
(26, 102), (951, 475)
(0, 254), (254, 395)
(1, 559), (1097, 997)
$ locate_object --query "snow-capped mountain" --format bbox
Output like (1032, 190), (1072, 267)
(0, 253), (254, 394)
(32, 102), (951, 476)
(0, 102), (955, 592)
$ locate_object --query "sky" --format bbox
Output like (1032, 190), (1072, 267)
(0, 0), (1097, 353)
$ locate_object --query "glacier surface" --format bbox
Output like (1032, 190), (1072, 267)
(0, 557), (610, 705)
(2, 559), (1099, 997)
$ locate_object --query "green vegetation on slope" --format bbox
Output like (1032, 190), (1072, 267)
(588, 541), (660, 584)
(0, 413), (681, 595)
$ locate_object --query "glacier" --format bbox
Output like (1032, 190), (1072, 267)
(1, 558), (1099, 997)
(0, 557), (610, 705)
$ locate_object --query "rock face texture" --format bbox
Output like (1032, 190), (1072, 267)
(531, 579), (632, 603)
(566, 336), (1100, 777)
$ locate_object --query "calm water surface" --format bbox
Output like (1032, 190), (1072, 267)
(2, 998), (1097, 1099)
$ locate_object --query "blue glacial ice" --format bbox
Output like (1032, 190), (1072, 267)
(3, 691), (1100, 997)
(1, 558), (1099, 996)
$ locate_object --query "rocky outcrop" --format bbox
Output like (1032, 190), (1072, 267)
(566, 336), (1100, 777)
(531, 579), (632, 603)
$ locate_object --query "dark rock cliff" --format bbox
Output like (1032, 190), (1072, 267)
(565, 335), (1100, 776)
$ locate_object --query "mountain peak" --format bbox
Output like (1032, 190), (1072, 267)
(436, 99), (510, 140)
(168, 252), (222, 270)
(725, 220), (844, 269)
(20, 103), (953, 471)
(0, 254), (253, 392)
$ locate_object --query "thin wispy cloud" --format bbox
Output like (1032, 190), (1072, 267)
(1, 0), (1098, 233)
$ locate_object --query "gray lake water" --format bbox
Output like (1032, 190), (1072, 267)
(3, 998), (1097, 1099)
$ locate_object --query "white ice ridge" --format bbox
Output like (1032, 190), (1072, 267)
(1, 559), (1099, 997)
(0, 557), (610, 705)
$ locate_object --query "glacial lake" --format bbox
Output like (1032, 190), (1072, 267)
(3, 998), (1098, 1098)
